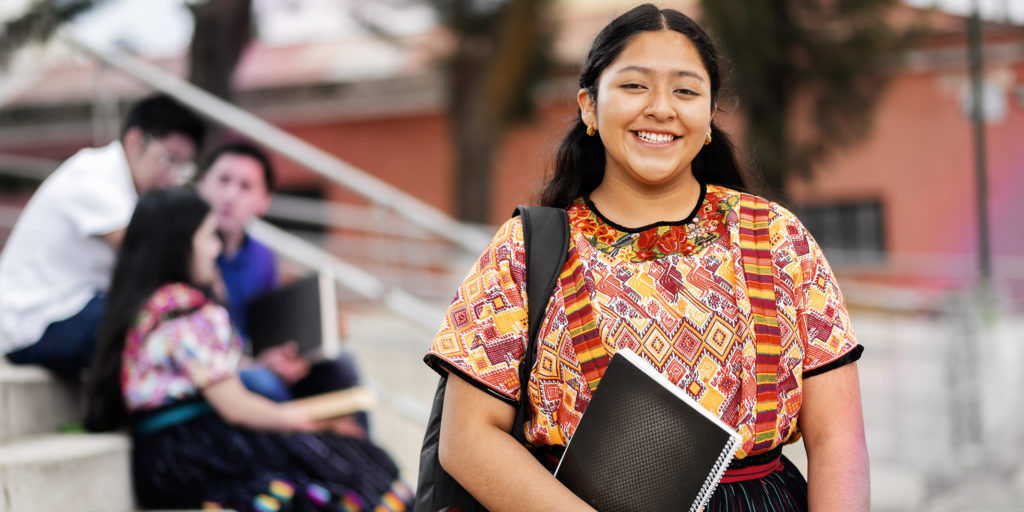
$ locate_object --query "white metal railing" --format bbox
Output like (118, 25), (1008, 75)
(48, 30), (497, 331)
(248, 219), (442, 330)
(0, 154), (456, 302)
(268, 194), (439, 240)
(62, 31), (492, 254)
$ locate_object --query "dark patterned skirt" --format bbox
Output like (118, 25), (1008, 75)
(131, 412), (412, 511)
(705, 454), (808, 512)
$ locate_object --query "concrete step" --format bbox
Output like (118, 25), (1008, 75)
(0, 433), (133, 512)
(0, 364), (83, 442)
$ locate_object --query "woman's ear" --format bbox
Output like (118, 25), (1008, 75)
(577, 88), (596, 127)
(122, 127), (146, 159)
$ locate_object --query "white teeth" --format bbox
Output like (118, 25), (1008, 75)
(636, 131), (674, 143)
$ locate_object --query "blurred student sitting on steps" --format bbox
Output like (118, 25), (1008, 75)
(84, 187), (411, 512)
(0, 95), (204, 376)
(197, 141), (366, 437)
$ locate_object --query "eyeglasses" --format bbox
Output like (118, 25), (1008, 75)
(144, 133), (197, 183)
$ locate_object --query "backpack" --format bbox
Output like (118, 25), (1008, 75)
(414, 206), (570, 512)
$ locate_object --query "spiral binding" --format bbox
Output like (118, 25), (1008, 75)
(690, 435), (742, 512)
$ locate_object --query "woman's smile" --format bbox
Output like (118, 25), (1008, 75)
(579, 29), (715, 191)
(633, 130), (679, 145)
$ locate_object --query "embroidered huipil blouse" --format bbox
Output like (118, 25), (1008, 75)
(122, 283), (242, 412)
(426, 184), (862, 458)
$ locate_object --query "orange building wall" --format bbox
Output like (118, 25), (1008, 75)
(272, 100), (581, 225)
(266, 61), (1022, 282)
(788, 64), (1024, 273)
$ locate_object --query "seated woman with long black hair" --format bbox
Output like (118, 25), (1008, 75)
(85, 187), (412, 512)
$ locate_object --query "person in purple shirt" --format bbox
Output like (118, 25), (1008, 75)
(197, 141), (366, 436)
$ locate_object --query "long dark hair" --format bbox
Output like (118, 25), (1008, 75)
(540, 4), (749, 208)
(84, 187), (212, 431)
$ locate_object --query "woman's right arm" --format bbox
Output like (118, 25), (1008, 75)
(439, 374), (596, 512)
(202, 375), (315, 432)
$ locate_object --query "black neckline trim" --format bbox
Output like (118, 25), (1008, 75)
(583, 182), (707, 234)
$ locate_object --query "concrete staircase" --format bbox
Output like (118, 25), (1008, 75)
(0, 361), (134, 512)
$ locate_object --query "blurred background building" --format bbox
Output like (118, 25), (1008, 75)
(0, 0), (1022, 510)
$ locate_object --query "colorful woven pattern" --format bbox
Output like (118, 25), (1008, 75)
(428, 185), (860, 458)
(122, 283), (242, 411)
(559, 242), (605, 391)
(373, 480), (414, 511)
(737, 196), (782, 451)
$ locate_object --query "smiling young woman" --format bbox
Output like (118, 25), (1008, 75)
(423, 4), (870, 511)
(580, 29), (714, 227)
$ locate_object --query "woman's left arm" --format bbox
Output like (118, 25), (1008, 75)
(799, 362), (870, 511)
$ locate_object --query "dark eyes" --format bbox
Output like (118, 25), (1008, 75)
(620, 83), (699, 96)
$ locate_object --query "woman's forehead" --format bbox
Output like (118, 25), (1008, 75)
(604, 30), (707, 80)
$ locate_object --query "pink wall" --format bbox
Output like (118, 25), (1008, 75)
(788, 62), (1024, 284)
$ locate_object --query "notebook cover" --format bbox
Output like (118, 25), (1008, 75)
(554, 349), (742, 512)
(245, 274), (333, 359)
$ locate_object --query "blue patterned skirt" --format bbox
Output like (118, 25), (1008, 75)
(131, 410), (412, 511)
(705, 454), (807, 511)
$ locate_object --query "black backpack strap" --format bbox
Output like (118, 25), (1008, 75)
(415, 206), (569, 512)
(511, 205), (569, 444)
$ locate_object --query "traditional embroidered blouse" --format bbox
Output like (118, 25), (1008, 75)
(426, 184), (862, 458)
(122, 283), (242, 412)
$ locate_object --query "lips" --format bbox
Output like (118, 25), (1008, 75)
(634, 130), (677, 144)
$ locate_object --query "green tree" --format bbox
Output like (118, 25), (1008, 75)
(426, 0), (553, 223)
(0, 0), (252, 152)
(0, 0), (101, 66)
(699, 0), (917, 200)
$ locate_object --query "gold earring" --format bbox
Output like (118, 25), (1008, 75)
(704, 132), (712, 145)
(586, 124), (596, 136)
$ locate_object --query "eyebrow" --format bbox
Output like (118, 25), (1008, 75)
(614, 65), (705, 82)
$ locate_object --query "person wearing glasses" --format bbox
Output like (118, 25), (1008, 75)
(0, 94), (205, 376)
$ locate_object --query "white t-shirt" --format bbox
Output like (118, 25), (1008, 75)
(0, 141), (138, 354)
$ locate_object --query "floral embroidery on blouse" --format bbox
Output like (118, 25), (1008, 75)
(122, 283), (242, 411)
(570, 188), (739, 262)
(426, 184), (862, 458)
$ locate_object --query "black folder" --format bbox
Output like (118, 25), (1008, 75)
(245, 273), (340, 360)
(554, 348), (742, 512)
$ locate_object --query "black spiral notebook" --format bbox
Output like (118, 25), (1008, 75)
(553, 348), (742, 512)
(245, 273), (340, 361)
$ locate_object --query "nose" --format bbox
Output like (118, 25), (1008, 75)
(644, 87), (676, 121)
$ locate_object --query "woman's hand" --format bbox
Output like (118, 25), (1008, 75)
(328, 415), (367, 439)
(439, 374), (597, 512)
(256, 341), (310, 385)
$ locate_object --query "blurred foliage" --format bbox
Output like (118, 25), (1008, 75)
(186, 0), (253, 157)
(700, 0), (921, 201)
(187, 0), (252, 102)
(3, 0), (556, 223)
(0, 0), (104, 66)
(0, 0), (253, 158)
(425, 0), (554, 223)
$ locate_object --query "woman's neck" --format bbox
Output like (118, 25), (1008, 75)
(589, 173), (703, 228)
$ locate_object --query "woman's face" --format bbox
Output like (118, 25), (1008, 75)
(579, 29), (714, 192)
(190, 213), (222, 287)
